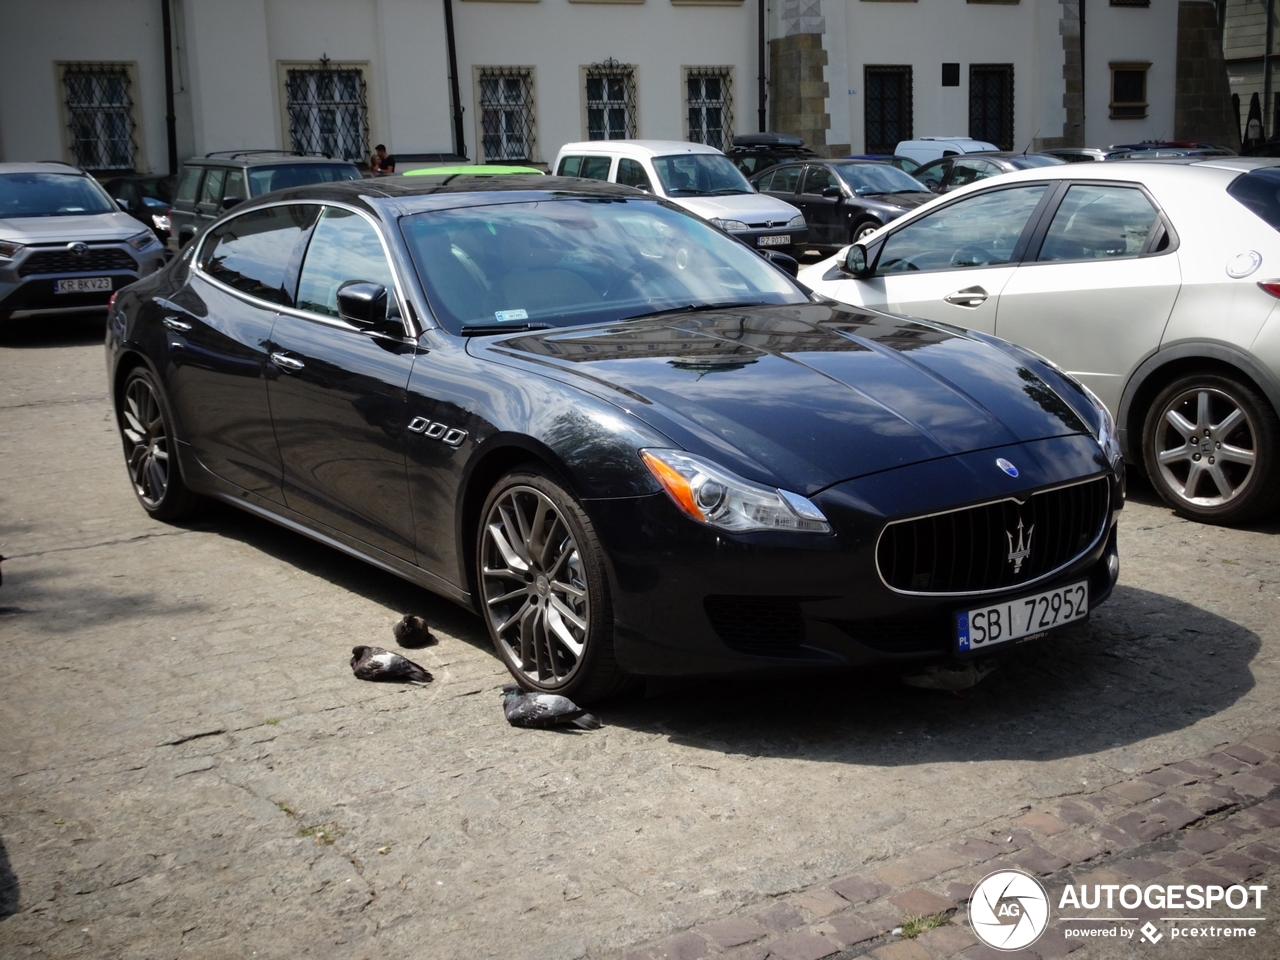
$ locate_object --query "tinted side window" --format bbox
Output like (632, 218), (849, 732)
(224, 169), (247, 200)
(950, 158), (998, 188)
(1037, 185), (1159, 261)
(557, 155), (610, 180)
(1228, 167), (1280, 231)
(754, 170), (775, 191)
(175, 166), (201, 203)
(616, 158), (653, 191)
(915, 159), (948, 190)
(198, 204), (318, 305)
(876, 185), (1047, 273)
(200, 168), (226, 204)
(802, 166), (836, 195)
(770, 165), (801, 194)
(296, 208), (396, 318)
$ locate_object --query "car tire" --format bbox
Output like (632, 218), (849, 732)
(477, 466), (629, 703)
(1140, 372), (1280, 524)
(851, 219), (883, 242)
(118, 366), (205, 521)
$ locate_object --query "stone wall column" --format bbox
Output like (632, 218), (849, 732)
(768, 1), (830, 151)
(1175, 0), (1240, 149)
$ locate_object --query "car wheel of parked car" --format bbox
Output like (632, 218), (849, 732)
(118, 367), (204, 521)
(1141, 373), (1280, 524)
(477, 467), (628, 701)
(852, 219), (882, 242)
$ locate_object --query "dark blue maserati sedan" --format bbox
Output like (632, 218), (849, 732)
(106, 175), (1123, 701)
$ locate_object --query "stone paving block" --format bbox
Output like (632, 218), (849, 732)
(650, 933), (714, 960)
(1244, 842), (1280, 865)
(756, 901), (807, 933)
(870, 940), (933, 960)
(790, 889), (849, 920)
(917, 846), (970, 874)
(877, 856), (942, 888)
(1165, 851), (1201, 867)
(1248, 805), (1280, 829)
(819, 914), (883, 948)
(916, 923), (977, 957)
(1216, 817), (1260, 840)
(1222, 743), (1269, 765)
(830, 874), (890, 906)
(1054, 801), (1095, 826)
(950, 838), (1003, 861)
(1012, 812), (1069, 836)
(622, 951), (657, 960)
(765, 931), (837, 960)
(1104, 781), (1163, 805)
(889, 887), (954, 917)
(1033, 935), (1085, 958)
(1110, 811), (1170, 844)
(1223, 773), (1274, 798)
(1182, 790), (1233, 816)
(1180, 830), (1229, 854)
(1142, 767), (1194, 787)
(700, 918), (768, 948)
(1205, 852), (1268, 882)
(723, 945), (769, 960)
(1250, 763), (1280, 785)
(1169, 759), (1220, 780)
(1043, 835), (1106, 865)
(945, 881), (976, 904)
(955, 945), (1041, 960)
(1182, 867), (1233, 887)
(1246, 731), (1280, 754)
(1015, 846), (1070, 876)
(1110, 858), (1169, 881)
(1205, 752), (1253, 776)
(1148, 798), (1201, 831)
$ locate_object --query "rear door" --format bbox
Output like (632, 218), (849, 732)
(995, 181), (1179, 412)
(797, 164), (843, 245)
(195, 166), (228, 230)
(169, 165), (203, 246)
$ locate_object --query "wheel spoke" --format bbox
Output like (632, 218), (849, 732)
(494, 597), (532, 635)
(550, 579), (585, 599)
(549, 594), (586, 632)
(146, 455), (167, 500)
(1181, 460), (1205, 498)
(486, 585), (529, 607)
(1206, 462), (1234, 499)
(1215, 407), (1245, 437)
(1196, 390), (1211, 432)
(1164, 409), (1195, 439)
(1219, 443), (1256, 466)
(545, 600), (586, 659)
(1157, 446), (1190, 465)
(486, 521), (530, 574)
(528, 497), (551, 563)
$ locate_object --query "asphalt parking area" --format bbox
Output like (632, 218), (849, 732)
(2, 320), (1279, 959)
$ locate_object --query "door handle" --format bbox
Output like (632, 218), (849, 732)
(943, 286), (989, 308)
(270, 352), (305, 371)
(162, 316), (191, 332)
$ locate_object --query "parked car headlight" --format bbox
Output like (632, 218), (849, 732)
(640, 449), (831, 533)
(1081, 384), (1122, 466)
(710, 218), (749, 232)
(151, 214), (171, 233)
(126, 230), (157, 251)
(0, 239), (24, 260)
(787, 215), (806, 228)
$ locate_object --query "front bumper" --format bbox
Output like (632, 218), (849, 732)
(729, 225), (809, 252)
(0, 243), (164, 321)
(587, 434), (1122, 677)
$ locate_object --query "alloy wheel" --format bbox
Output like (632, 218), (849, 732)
(1152, 385), (1258, 508)
(480, 485), (590, 686)
(121, 375), (172, 509)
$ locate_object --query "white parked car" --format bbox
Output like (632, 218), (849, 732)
(552, 140), (808, 254)
(799, 157), (1280, 525)
(894, 137), (999, 166)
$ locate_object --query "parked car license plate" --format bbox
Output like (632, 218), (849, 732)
(956, 580), (1088, 652)
(757, 234), (789, 247)
(54, 277), (113, 294)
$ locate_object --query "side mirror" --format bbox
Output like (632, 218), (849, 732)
(822, 184), (843, 199)
(763, 250), (800, 278)
(115, 198), (129, 212)
(840, 243), (874, 279)
(337, 281), (390, 328)
(221, 196), (244, 210)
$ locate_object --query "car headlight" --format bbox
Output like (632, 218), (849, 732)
(151, 214), (171, 232)
(640, 449), (831, 533)
(710, 218), (749, 232)
(787, 215), (806, 229)
(125, 230), (156, 251)
(1081, 384), (1122, 465)
(0, 239), (24, 260)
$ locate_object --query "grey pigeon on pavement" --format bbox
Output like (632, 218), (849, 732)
(501, 684), (601, 730)
(350, 645), (433, 683)
(392, 614), (434, 648)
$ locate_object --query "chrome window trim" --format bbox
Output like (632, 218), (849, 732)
(873, 472), (1111, 597)
(191, 198), (422, 338)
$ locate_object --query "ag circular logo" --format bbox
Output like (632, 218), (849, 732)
(969, 869), (1050, 951)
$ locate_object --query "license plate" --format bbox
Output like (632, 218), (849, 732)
(956, 580), (1088, 652)
(757, 234), (790, 247)
(54, 277), (113, 294)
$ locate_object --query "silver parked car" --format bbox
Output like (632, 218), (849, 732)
(800, 157), (1280, 525)
(0, 162), (166, 332)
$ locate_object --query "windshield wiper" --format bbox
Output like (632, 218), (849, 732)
(708, 188), (750, 195)
(620, 301), (768, 322)
(460, 322), (553, 336)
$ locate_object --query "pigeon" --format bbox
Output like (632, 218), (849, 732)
(501, 683), (601, 730)
(350, 645), (433, 683)
(900, 659), (997, 692)
(392, 614), (434, 648)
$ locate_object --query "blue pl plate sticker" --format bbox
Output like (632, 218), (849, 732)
(495, 309), (528, 322)
(957, 611), (971, 651)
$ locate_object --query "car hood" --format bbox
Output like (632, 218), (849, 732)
(861, 190), (934, 211)
(475, 303), (1093, 495)
(0, 210), (149, 242)
(669, 193), (802, 224)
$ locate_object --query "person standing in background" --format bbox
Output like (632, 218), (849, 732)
(371, 144), (396, 176)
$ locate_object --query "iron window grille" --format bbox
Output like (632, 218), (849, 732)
(586, 59), (637, 140)
(478, 68), (537, 162)
(1110, 0), (1150, 6)
(686, 68), (734, 150)
(864, 66), (913, 154)
(1110, 62), (1150, 119)
(969, 64), (1015, 151)
(62, 63), (138, 171)
(285, 64), (369, 162)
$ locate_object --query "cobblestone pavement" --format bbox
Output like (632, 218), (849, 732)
(1, 321), (1279, 960)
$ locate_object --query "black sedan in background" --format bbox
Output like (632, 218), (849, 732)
(106, 177), (1122, 701)
(751, 160), (935, 247)
(913, 152), (1066, 193)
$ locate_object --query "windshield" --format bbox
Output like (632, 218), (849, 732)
(247, 163), (362, 196)
(1007, 155), (1066, 169)
(833, 163), (929, 194)
(400, 198), (806, 336)
(0, 173), (116, 218)
(651, 154), (755, 196)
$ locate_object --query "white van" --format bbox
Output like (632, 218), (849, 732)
(894, 137), (999, 165)
(552, 140), (808, 252)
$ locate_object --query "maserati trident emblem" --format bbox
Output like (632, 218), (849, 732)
(1006, 517), (1034, 574)
(996, 457), (1019, 477)
(67, 241), (88, 257)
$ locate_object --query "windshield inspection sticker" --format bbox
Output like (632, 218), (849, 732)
(494, 309), (528, 322)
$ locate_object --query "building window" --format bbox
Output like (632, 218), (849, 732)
(285, 64), (369, 162)
(686, 68), (734, 150)
(1110, 62), (1150, 119)
(969, 64), (1014, 150)
(478, 68), (536, 161)
(586, 59), (637, 140)
(864, 66), (913, 154)
(61, 63), (138, 171)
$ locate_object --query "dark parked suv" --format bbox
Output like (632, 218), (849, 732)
(168, 151), (361, 249)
